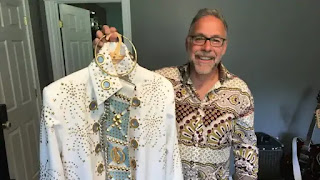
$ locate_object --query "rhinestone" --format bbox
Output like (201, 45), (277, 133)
(89, 101), (97, 111)
(95, 144), (102, 153)
(101, 79), (111, 90)
(130, 118), (139, 128)
(97, 163), (104, 174)
(131, 139), (138, 149)
(131, 97), (140, 107)
(130, 159), (136, 168)
(92, 122), (100, 133)
(97, 55), (105, 64)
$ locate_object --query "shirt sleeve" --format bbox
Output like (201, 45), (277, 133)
(40, 87), (65, 180)
(232, 90), (259, 180)
(165, 83), (183, 180)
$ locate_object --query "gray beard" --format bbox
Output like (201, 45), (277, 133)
(189, 57), (219, 75)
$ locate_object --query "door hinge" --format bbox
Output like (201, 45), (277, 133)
(35, 89), (38, 98)
(24, 16), (28, 26)
(59, 20), (63, 28)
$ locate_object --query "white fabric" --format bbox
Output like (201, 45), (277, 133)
(292, 137), (302, 180)
(39, 43), (183, 180)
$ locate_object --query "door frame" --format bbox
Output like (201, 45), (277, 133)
(44, 0), (132, 80)
(24, 0), (42, 107)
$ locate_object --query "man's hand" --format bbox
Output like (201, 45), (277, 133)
(93, 25), (118, 49)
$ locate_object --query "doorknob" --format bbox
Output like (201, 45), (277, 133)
(0, 104), (9, 130)
(2, 121), (11, 130)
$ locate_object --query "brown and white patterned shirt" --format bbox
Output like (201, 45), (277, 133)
(156, 63), (258, 180)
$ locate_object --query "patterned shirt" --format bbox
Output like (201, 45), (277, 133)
(156, 63), (258, 180)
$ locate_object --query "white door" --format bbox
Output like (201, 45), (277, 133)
(59, 4), (93, 75)
(0, 0), (40, 180)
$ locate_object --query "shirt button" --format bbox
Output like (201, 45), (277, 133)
(208, 92), (215, 100)
(181, 88), (187, 95)
(92, 122), (100, 133)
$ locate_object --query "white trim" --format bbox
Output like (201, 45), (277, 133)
(44, 0), (131, 80)
(44, 1), (65, 80)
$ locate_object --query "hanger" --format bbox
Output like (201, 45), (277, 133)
(105, 33), (125, 62)
(94, 32), (137, 88)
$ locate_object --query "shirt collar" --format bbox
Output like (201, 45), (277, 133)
(178, 62), (233, 86)
(89, 43), (138, 105)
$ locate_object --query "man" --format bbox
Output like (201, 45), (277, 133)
(95, 8), (258, 180)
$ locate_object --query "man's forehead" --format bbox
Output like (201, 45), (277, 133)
(191, 28), (227, 38)
(190, 16), (227, 37)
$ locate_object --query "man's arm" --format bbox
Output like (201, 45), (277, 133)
(232, 91), (259, 180)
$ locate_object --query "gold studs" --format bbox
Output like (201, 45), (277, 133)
(95, 144), (102, 153)
(113, 114), (122, 128)
(130, 118), (139, 128)
(97, 163), (104, 174)
(131, 97), (140, 107)
(131, 139), (138, 149)
(89, 101), (98, 111)
(92, 122), (100, 133)
(101, 79), (111, 90)
(114, 114), (121, 121)
(181, 88), (187, 95)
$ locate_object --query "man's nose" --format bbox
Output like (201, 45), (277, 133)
(202, 40), (212, 52)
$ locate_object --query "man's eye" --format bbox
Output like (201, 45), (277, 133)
(211, 38), (222, 43)
(194, 37), (205, 41)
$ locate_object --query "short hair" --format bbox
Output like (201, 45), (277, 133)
(188, 8), (228, 34)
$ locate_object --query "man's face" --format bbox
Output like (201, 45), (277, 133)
(186, 16), (228, 75)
